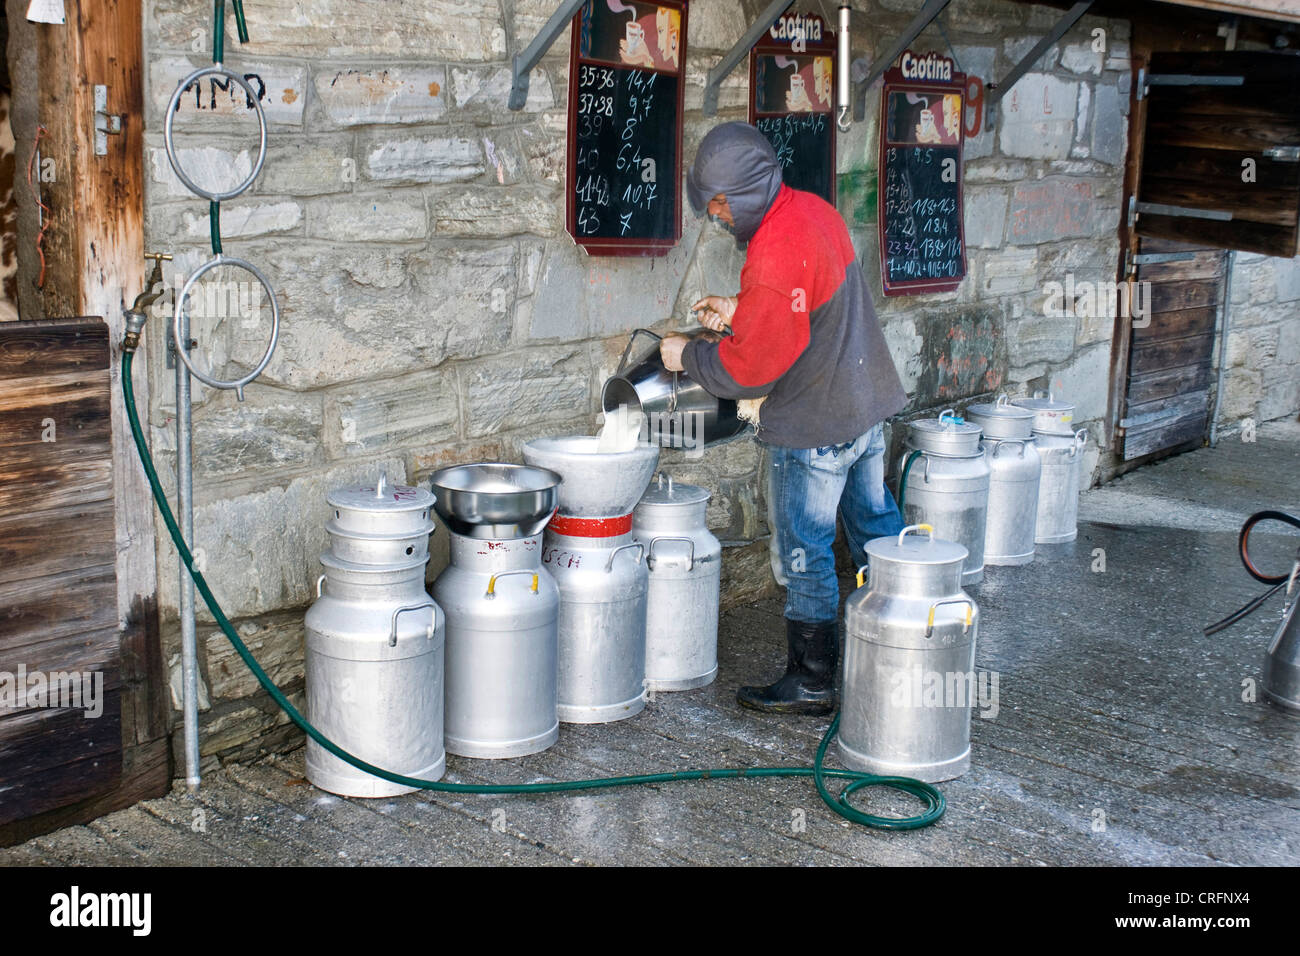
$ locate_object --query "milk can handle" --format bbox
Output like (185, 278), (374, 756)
(995, 394), (1010, 408)
(315, 573), (327, 598)
(925, 599), (973, 639)
(1071, 428), (1088, 459)
(390, 602), (437, 647)
(897, 523), (935, 548)
(855, 564), (871, 588)
(648, 535), (695, 571)
(992, 439), (1026, 458)
(485, 570), (540, 598)
(605, 542), (645, 573)
(1033, 389), (1054, 401)
(616, 328), (663, 374)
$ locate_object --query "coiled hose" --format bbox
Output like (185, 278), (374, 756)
(121, 350), (944, 831)
(1205, 510), (1300, 636)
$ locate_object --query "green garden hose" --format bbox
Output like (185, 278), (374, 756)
(898, 448), (923, 513)
(121, 349), (944, 831)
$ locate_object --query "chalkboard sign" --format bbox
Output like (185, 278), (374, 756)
(878, 55), (967, 296)
(566, 0), (687, 257)
(754, 113), (833, 201)
(748, 12), (836, 204)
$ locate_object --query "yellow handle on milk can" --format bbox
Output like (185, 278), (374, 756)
(486, 570), (540, 597)
(925, 599), (973, 639)
(898, 524), (934, 545)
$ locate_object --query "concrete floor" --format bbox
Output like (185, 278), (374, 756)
(3, 422), (1298, 866)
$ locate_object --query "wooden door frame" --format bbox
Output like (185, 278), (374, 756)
(0, 0), (168, 846)
(1105, 52), (1148, 460)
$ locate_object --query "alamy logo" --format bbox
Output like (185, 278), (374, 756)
(888, 668), (1000, 719)
(0, 666), (104, 718)
(49, 886), (152, 936)
(1042, 274), (1151, 326)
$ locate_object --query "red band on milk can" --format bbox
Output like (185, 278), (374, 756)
(549, 513), (634, 538)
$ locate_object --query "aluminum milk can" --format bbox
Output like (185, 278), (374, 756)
(1013, 390), (1075, 436)
(432, 532), (560, 758)
(966, 397), (1041, 566)
(632, 474), (722, 691)
(900, 412), (990, 586)
(1032, 428), (1089, 544)
(523, 436), (659, 724)
(979, 437), (1041, 565)
(306, 474), (445, 798)
(1264, 574), (1300, 714)
(542, 519), (649, 723)
(841, 525), (978, 782)
(602, 328), (745, 448)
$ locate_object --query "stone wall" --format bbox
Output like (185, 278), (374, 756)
(141, 0), (1297, 770)
(1218, 252), (1300, 433)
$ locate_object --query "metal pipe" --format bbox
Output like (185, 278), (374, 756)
(1209, 250), (1235, 447)
(176, 305), (200, 790)
(836, 5), (851, 131)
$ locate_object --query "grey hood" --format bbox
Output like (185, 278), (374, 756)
(686, 123), (783, 242)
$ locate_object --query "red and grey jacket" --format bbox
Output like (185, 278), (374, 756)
(682, 182), (907, 449)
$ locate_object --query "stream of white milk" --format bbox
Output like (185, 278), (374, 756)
(596, 405), (646, 453)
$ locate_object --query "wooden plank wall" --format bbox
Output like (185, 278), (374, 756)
(1120, 238), (1226, 459)
(0, 317), (121, 825)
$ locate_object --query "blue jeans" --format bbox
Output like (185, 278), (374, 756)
(765, 423), (904, 623)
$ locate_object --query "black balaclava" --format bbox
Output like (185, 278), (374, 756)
(686, 123), (784, 243)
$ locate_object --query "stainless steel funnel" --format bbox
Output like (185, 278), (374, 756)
(522, 435), (659, 517)
(429, 462), (561, 540)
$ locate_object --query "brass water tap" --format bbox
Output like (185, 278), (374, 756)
(123, 253), (173, 352)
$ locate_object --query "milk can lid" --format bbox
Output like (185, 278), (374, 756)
(910, 416), (982, 436)
(327, 470), (435, 513)
(1012, 390), (1075, 412)
(637, 472), (710, 506)
(865, 525), (968, 567)
(966, 394), (1034, 421)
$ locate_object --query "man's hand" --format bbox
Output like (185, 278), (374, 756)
(660, 334), (690, 372)
(691, 295), (737, 333)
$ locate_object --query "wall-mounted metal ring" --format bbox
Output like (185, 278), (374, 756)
(173, 254), (280, 399)
(164, 64), (268, 201)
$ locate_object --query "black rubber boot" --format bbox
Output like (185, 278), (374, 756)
(737, 618), (839, 715)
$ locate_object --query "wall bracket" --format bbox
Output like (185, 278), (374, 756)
(509, 0), (587, 111)
(985, 0), (1094, 117)
(850, 0), (953, 121)
(93, 84), (122, 156)
(702, 0), (795, 117)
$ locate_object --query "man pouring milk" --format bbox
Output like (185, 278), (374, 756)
(659, 122), (908, 716)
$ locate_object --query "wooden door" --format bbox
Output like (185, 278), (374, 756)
(0, 317), (122, 824)
(0, 1), (167, 845)
(1136, 50), (1300, 258)
(1117, 238), (1227, 460)
(1112, 47), (1299, 464)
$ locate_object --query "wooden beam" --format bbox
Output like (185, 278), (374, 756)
(1150, 0), (1300, 26)
(53, 2), (161, 742)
